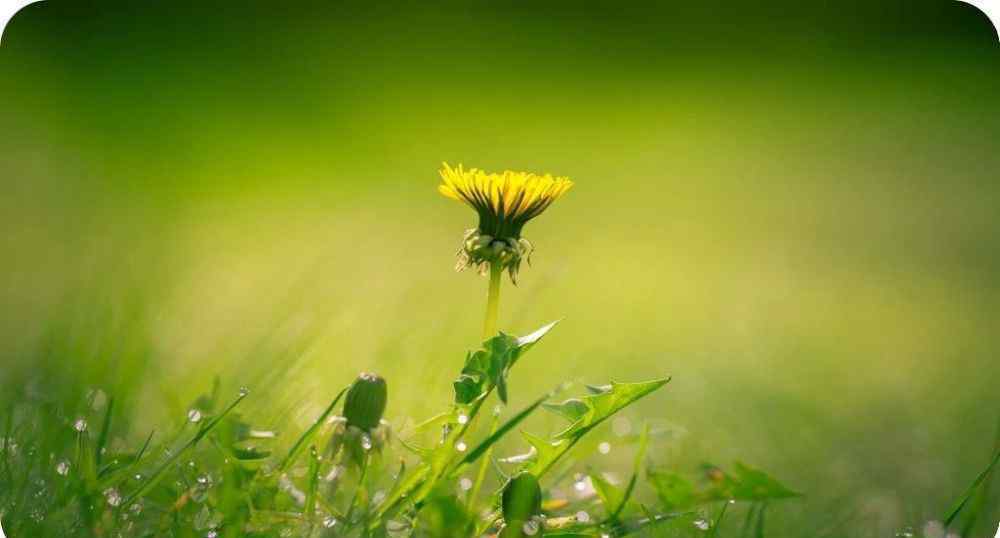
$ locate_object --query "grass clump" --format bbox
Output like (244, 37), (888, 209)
(11, 164), (992, 537)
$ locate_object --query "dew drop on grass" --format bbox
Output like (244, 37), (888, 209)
(598, 441), (611, 454)
(576, 510), (590, 523)
(206, 531), (219, 538)
(895, 528), (915, 538)
(104, 487), (122, 507)
(361, 433), (373, 451)
(188, 409), (203, 423)
(457, 414), (469, 425)
(322, 516), (338, 528)
(239, 386), (250, 397)
(694, 518), (710, 531)
(56, 460), (70, 476)
(372, 490), (386, 505)
(459, 477), (473, 491)
(522, 519), (540, 536)
(455, 440), (467, 452)
(73, 418), (88, 432)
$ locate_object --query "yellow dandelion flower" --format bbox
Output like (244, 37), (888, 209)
(438, 163), (573, 282)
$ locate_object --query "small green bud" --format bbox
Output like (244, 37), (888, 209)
(501, 472), (542, 524)
(343, 372), (387, 431)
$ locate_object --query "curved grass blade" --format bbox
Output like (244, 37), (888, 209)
(708, 500), (732, 538)
(95, 396), (114, 467)
(304, 446), (319, 524)
(607, 424), (649, 522)
(122, 390), (248, 509)
(455, 391), (549, 469)
(278, 386), (347, 472)
(943, 445), (1000, 527)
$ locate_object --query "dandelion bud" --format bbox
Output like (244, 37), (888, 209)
(343, 372), (387, 431)
(501, 472), (542, 525)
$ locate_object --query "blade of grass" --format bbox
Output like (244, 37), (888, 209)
(754, 503), (767, 538)
(466, 411), (500, 512)
(608, 424), (649, 522)
(122, 390), (248, 508)
(278, 386), (347, 472)
(95, 396), (114, 467)
(741, 503), (759, 538)
(959, 417), (1000, 537)
(455, 391), (548, 469)
(943, 444), (1000, 528)
(304, 446), (319, 523)
(708, 501), (732, 538)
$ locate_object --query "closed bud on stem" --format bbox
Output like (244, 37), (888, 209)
(343, 372), (387, 431)
(501, 471), (542, 525)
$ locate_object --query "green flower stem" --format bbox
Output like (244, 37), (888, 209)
(482, 261), (503, 339)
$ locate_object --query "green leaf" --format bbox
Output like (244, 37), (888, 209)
(454, 321), (558, 405)
(552, 379), (669, 440)
(521, 431), (567, 476)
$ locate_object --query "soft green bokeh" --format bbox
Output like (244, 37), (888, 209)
(1, 2), (998, 535)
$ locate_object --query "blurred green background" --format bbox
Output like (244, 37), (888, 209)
(1, 1), (998, 535)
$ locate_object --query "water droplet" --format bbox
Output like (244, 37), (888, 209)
(323, 516), (338, 528)
(372, 490), (386, 505)
(457, 414), (469, 425)
(56, 460), (70, 475)
(134, 474), (143, 481)
(694, 518), (710, 531)
(73, 418), (88, 432)
(522, 519), (540, 536)
(386, 520), (407, 531)
(361, 433), (373, 451)
(895, 528), (915, 538)
(922, 521), (945, 538)
(576, 510), (590, 522)
(455, 440), (467, 452)
(612, 416), (632, 437)
(104, 487), (122, 507)
(130, 501), (143, 515)
(574, 478), (588, 492)
(188, 409), (203, 423)
(206, 532), (218, 538)
(239, 386), (250, 397)
(197, 474), (212, 486)
(459, 477), (473, 491)
(598, 441), (611, 454)
(249, 430), (276, 439)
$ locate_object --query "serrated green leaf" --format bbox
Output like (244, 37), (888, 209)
(521, 431), (567, 475)
(454, 321), (559, 405)
(552, 379), (669, 440)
